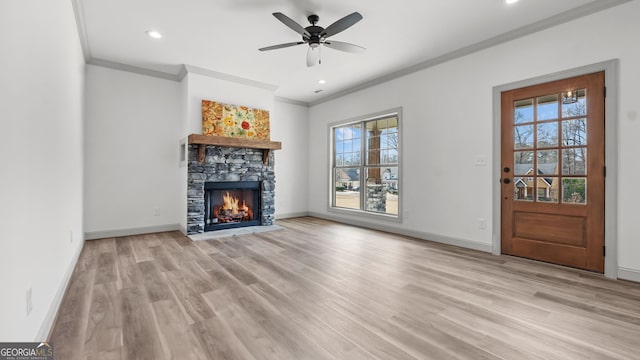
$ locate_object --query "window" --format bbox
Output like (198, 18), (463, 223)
(331, 111), (400, 218)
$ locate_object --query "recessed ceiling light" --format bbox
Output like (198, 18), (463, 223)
(146, 30), (162, 39)
(318, 79), (326, 84)
(505, 0), (519, 4)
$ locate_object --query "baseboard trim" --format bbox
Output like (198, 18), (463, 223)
(618, 267), (640, 283)
(308, 212), (492, 253)
(275, 212), (310, 220)
(37, 240), (85, 341)
(84, 224), (181, 240)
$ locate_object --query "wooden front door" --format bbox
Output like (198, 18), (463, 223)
(501, 72), (605, 272)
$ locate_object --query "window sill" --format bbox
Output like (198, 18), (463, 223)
(327, 206), (402, 224)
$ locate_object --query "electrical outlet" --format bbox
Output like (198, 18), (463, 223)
(26, 288), (33, 316)
(478, 218), (487, 230)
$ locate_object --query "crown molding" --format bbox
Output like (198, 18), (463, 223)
(88, 58), (181, 81)
(177, 65), (188, 81)
(184, 65), (278, 91)
(309, 0), (632, 107)
(71, 0), (91, 61)
(275, 96), (309, 107)
(86, 60), (283, 94)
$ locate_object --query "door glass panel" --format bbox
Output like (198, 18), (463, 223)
(514, 151), (534, 175)
(514, 177), (533, 201)
(514, 99), (534, 123)
(562, 89), (587, 117)
(510, 88), (593, 208)
(514, 125), (534, 149)
(562, 148), (587, 175)
(537, 94), (559, 121)
(537, 177), (559, 203)
(537, 150), (558, 176)
(562, 119), (587, 146)
(334, 168), (360, 209)
(562, 178), (587, 204)
(537, 122), (558, 147)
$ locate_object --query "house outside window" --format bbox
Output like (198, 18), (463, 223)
(330, 110), (401, 219)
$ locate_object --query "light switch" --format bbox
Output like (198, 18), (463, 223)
(475, 154), (487, 166)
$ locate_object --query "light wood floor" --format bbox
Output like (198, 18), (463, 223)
(50, 217), (640, 360)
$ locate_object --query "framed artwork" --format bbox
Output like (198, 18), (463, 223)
(202, 100), (270, 140)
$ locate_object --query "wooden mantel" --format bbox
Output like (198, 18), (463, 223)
(188, 134), (282, 164)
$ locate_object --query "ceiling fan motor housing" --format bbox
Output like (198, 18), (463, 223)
(304, 23), (325, 47)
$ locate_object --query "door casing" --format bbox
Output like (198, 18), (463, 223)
(492, 60), (619, 278)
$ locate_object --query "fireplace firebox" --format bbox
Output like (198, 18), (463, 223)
(204, 181), (261, 231)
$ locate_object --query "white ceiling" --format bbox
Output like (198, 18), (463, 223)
(75, 0), (626, 105)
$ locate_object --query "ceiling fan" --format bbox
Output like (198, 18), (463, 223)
(259, 12), (365, 67)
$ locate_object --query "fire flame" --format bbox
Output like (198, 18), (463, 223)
(222, 192), (249, 214)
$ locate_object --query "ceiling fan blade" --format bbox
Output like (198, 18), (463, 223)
(322, 12), (363, 38)
(323, 40), (365, 53)
(307, 47), (319, 67)
(259, 42), (305, 51)
(273, 12), (310, 37)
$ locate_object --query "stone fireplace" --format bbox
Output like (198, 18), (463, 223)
(187, 142), (277, 234)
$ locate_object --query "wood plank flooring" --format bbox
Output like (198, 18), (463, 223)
(50, 217), (640, 360)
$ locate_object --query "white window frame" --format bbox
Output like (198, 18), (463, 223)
(328, 108), (402, 222)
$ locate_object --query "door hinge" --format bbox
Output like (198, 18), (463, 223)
(603, 245), (606, 257)
(604, 166), (607, 177)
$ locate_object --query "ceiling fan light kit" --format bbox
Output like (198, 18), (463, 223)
(259, 11), (365, 67)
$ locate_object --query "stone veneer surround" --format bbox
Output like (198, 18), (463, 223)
(187, 145), (275, 234)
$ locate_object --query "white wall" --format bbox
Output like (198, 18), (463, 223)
(84, 65), (182, 237)
(308, 1), (640, 276)
(0, 0), (85, 341)
(179, 75), (189, 232)
(272, 100), (310, 217)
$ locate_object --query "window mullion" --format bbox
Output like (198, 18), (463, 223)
(359, 120), (365, 211)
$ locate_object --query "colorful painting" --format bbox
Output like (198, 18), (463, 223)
(202, 100), (270, 140)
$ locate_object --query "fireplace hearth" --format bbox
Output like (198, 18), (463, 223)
(204, 181), (261, 231)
